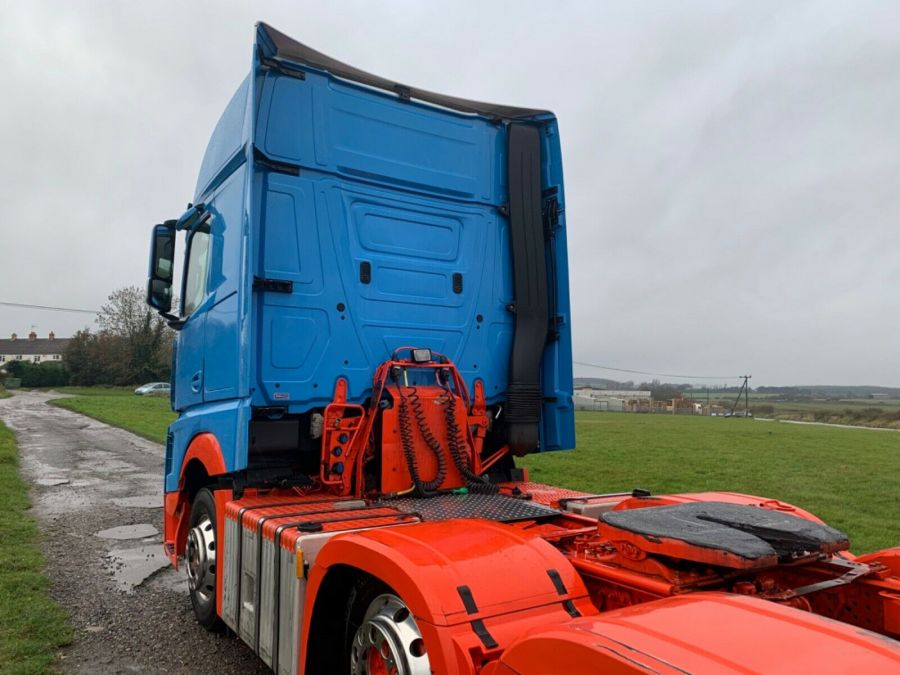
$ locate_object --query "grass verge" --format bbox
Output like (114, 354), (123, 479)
(0, 421), (71, 672)
(49, 386), (135, 398)
(49, 394), (175, 445)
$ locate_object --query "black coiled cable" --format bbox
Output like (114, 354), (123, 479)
(397, 386), (447, 496)
(444, 389), (498, 494)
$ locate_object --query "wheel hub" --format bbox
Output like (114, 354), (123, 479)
(351, 594), (430, 675)
(185, 514), (216, 602)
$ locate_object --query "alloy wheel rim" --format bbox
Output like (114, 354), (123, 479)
(350, 594), (430, 675)
(185, 514), (216, 603)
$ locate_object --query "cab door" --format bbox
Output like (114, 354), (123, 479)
(173, 211), (212, 412)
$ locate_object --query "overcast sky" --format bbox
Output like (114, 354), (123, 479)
(1, 1), (898, 387)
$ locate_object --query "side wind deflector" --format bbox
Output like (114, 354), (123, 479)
(505, 123), (549, 455)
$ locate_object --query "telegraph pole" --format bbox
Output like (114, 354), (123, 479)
(744, 375), (753, 417)
(731, 375), (752, 416)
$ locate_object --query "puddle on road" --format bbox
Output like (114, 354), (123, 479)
(35, 478), (70, 487)
(112, 495), (161, 508)
(96, 524), (159, 540)
(147, 566), (187, 594)
(105, 545), (170, 593)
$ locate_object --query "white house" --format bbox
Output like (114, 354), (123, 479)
(0, 332), (71, 366)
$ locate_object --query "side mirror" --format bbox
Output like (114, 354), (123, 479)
(147, 222), (176, 314)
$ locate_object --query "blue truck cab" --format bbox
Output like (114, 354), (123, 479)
(147, 22), (573, 559)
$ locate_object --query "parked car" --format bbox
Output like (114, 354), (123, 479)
(134, 382), (170, 396)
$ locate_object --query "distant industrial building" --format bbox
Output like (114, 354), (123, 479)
(573, 386), (729, 416)
(573, 387), (652, 411)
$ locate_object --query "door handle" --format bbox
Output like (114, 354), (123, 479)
(191, 371), (202, 393)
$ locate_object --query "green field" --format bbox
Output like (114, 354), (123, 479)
(50, 388), (176, 445)
(47, 391), (899, 553)
(0, 421), (71, 672)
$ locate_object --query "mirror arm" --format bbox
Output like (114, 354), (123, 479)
(175, 203), (205, 231)
(162, 313), (185, 330)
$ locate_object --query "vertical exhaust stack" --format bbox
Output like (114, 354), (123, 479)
(505, 123), (549, 455)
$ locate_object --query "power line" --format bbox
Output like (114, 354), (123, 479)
(0, 302), (747, 381)
(0, 301), (98, 315)
(573, 359), (739, 380)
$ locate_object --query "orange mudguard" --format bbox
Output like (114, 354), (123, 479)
(303, 519), (597, 675)
(163, 433), (227, 565)
(485, 592), (900, 674)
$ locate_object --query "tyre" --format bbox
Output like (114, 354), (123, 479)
(345, 578), (431, 675)
(185, 488), (223, 630)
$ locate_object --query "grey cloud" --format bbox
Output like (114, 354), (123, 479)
(0, 1), (897, 385)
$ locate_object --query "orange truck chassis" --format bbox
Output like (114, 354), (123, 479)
(160, 354), (900, 673)
(180, 482), (900, 673)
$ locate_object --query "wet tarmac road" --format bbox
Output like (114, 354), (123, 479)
(0, 390), (267, 674)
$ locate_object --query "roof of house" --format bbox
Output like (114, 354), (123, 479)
(0, 338), (71, 355)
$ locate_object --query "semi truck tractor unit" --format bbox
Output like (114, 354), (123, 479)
(147, 23), (900, 674)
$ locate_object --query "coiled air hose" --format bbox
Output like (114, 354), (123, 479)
(396, 385), (447, 497)
(443, 388), (498, 494)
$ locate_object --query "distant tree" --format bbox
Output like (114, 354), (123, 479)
(3, 360), (69, 387)
(65, 330), (103, 386)
(650, 384), (688, 401)
(98, 286), (156, 337)
(4, 360), (26, 380)
(636, 380), (690, 401)
(65, 329), (131, 385)
(36, 363), (70, 387)
(66, 286), (174, 385)
(98, 285), (174, 383)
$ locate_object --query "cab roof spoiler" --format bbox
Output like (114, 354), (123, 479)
(256, 22), (550, 121)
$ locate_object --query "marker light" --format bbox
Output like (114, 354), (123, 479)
(296, 548), (305, 578)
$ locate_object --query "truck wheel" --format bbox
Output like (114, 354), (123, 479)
(186, 488), (222, 630)
(348, 591), (431, 675)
